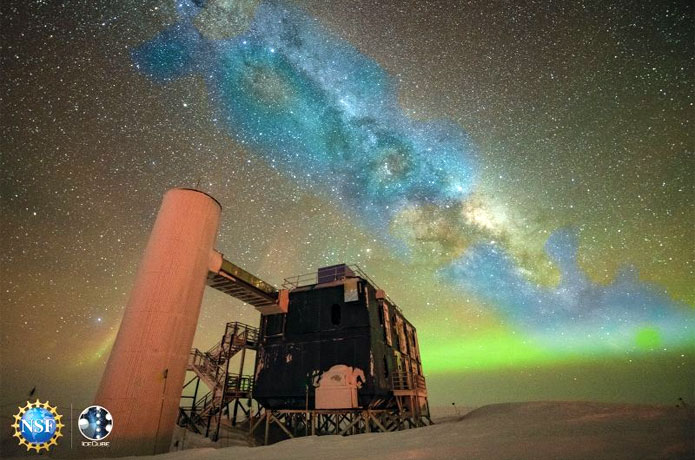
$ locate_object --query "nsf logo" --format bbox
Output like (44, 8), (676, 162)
(11, 400), (64, 452)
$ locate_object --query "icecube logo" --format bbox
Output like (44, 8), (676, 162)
(78, 405), (113, 441)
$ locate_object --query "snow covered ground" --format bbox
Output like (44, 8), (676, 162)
(122, 401), (693, 460)
(3, 401), (691, 459)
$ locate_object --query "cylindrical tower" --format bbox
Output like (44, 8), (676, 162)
(95, 188), (221, 456)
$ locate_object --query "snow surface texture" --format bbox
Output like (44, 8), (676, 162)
(112, 401), (692, 460)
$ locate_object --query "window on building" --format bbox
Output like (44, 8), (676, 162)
(265, 314), (285, 337)
(383, 303), (392, 345)
(396, 316), (407, 355)
(406, 325), (415, 357)
(331, 303), (341, 326)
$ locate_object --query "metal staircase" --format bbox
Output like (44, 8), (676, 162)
(180, 256), (280, 441)
(179, 322), (259, 439)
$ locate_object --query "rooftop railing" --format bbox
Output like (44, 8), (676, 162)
(282, 264), (403, 314)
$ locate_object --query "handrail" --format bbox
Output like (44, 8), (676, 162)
(224, 321), (260, 342)
(202, 321), (260, 362)
(189, 349), (225, 385)
(219, 259), (277, 296)
(391, 372), (427, 391)
(183, 321), (260, 435)
(282, 264), (403, 314)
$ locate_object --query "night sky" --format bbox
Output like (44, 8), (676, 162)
(2, 0), (693, 417)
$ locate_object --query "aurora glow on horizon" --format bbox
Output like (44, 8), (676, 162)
(2, 0), (693, 413)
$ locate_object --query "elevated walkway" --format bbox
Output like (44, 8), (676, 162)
(207, 258), (278, 309)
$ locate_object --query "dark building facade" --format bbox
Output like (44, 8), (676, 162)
(253, 265), (427, 413)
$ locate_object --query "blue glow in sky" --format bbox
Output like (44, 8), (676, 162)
(443, 229), (694, 351)
(133, 0), (476, 230)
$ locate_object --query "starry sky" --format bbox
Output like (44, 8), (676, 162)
(1, 0), (694, 419)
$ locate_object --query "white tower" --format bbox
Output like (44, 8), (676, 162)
(94, 189), (221, 455)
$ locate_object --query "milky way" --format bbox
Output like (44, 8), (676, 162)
(131, 0), (694, 354)
(444, 229), (694, 351)
(132, 0), (476, 230)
